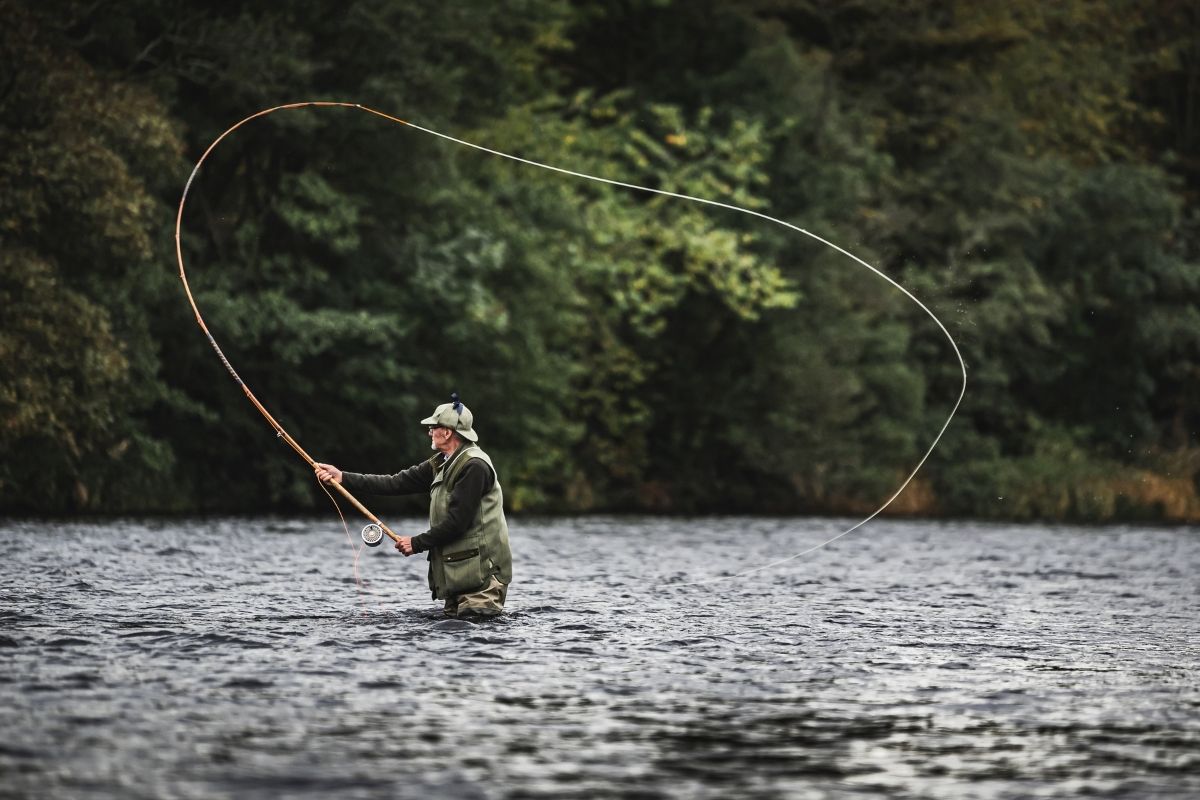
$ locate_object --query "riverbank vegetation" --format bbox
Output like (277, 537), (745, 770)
(3, 0), (1199, 521)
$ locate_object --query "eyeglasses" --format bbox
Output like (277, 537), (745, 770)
(427, 425), (445, 433)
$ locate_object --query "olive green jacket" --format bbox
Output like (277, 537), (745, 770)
(426, 445), (512, 599)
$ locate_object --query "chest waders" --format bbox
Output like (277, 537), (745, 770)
(427, 446), (512, 599)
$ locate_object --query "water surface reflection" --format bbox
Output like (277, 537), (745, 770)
(1, 517), (1196, 798)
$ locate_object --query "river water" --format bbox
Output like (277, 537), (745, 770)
(0, 516), (1196, 799)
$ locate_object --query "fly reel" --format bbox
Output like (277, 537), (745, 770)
(361, 523), (385, 547)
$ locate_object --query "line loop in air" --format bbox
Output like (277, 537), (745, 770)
(175, 102), (967, 587)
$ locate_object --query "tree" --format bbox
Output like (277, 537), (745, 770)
(0, 0), (185, 510)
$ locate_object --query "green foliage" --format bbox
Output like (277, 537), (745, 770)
(0, 0), (186, 511)
(3, 0), (1199, 520)
(0, 251), (129, 508)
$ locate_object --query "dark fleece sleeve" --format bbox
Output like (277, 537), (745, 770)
(341, 458), (436, 496)
(411, 459), (495, 553)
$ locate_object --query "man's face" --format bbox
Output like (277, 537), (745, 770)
(428, 425), (452, 452)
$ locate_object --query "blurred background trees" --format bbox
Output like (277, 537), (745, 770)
(3, 0), (1198, 521)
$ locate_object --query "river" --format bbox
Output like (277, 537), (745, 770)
(1, 516), (1196, 799)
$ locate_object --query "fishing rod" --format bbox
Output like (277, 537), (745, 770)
(174, 102), (398, 550)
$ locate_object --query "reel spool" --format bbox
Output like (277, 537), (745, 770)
(361, 523), (384, 547)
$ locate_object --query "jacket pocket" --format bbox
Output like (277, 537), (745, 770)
(440, 547), (484, 595)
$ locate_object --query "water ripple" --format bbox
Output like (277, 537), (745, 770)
(0, 516), (1196, 799)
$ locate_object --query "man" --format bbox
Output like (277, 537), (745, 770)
(314, 394), (512, 618)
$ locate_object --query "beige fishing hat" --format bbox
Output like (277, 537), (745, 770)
(421, 392), (479, 442)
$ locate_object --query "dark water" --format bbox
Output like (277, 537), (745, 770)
(0, 517), (1196, 799)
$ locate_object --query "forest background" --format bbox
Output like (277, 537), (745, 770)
(3, 0), (1200, 522)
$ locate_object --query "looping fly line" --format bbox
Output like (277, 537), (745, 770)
(175, 101), (967, 588)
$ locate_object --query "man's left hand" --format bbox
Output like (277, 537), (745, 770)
(396, 536), (415, 556)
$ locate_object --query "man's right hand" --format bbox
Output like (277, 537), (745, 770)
(314, 462), (343, 484)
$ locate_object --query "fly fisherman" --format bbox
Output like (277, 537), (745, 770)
(314, 394), (512, 618)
